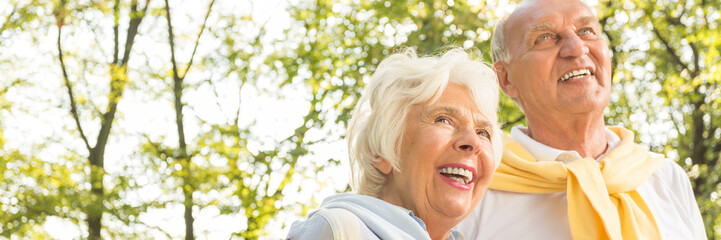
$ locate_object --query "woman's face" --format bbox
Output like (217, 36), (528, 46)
(375, 83), (496, 224)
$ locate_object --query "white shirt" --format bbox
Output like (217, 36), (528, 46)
(456, 126), (707, 240)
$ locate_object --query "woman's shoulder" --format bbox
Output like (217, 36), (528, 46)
(286, 209), (334, 240)
(286, 212), (335, 239)
(286, 193), (373, 240)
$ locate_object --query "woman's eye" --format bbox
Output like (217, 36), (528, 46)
(477, 129), (490, 138)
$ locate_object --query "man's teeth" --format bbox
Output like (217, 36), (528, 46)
(559, 69), (591, 82)
(438, 167), (473, 184)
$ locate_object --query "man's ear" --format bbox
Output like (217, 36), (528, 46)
(495, 62), (518, 98)
(372, 157), (392, 174)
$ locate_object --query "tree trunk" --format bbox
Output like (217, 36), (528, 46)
(163, 0), (214, 238)
(175, 73), (193, 240)
(87, 148), (103, 240)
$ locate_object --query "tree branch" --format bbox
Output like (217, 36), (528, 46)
(181, 0), (216, 79)
(120, 0), (150, 66)
(656, 3), (700, 79)
(94, 0), (151, 166)
(689, 42), (700, 78)
(0, 2), (17, 38)
(234, 80), (245, 127)
(501, 115), (526, 130)
(113, 0), (120, 65)
(233, 22), (269, 126)
(164, 2), (194, 238)
(205, 74), (231, 124)
(85, 19), (109, 59)
(106, 209), (174, 239)
(143, 135), (173, 164)
(0, 79), (23, 95)
(691, 87), (707, 165)
(714, 129), (721, 154)
(651, 26), (688, 73)
(58, 25), (93, 152)
(164, 0), (180, 82)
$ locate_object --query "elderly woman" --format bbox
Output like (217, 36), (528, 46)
(286, 48), (502, 240)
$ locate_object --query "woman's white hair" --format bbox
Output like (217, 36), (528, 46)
(347, 47), (503, 197)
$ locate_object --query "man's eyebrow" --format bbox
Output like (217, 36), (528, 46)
(529, 23), (555, 33)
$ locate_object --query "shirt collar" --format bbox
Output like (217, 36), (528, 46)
(510, 126), (621, 163)
(406, 210), (462, 240)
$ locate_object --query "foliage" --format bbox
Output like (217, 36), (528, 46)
(598, 0), (721, 237)
(0, 0), (718, 239)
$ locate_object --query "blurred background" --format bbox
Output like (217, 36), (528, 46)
(0, 0), (719, 239)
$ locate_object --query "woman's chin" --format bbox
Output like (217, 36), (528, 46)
(431, 194), (473, 219)
(428, 178), (477, 218)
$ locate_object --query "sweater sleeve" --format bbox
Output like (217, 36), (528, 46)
(286, 214), (335, 240)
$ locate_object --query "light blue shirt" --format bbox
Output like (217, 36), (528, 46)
(287, 193), (462, 240)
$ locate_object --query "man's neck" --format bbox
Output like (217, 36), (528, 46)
(525, 114), (608, 159)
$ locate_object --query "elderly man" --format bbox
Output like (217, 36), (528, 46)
(456, 0), (706, 239)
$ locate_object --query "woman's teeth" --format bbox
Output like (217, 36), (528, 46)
(438, 167), (473, 184)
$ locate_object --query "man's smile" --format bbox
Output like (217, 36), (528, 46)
(558, 68), (593, 82)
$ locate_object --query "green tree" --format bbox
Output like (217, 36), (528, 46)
(1, 0), (719, 239)
(55, 0), (151, 238)
(598, 0), (721, 237)
(255, 0), (523, 238)
(141, 0), (215, 239)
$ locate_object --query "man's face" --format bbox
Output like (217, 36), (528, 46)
(498, 0), (612, 117)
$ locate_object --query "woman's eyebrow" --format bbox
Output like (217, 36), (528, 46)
(422, 105), (459, 118)
(475, 118), (492, 129)
(427, 105), (491, 128)
(429, 106), (460, 117)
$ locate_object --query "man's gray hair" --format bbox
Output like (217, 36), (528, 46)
(347, 47), (503, 197)
(491, 14), (510, 64)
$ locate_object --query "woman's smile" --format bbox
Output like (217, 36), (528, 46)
(436, 164), (477, 190)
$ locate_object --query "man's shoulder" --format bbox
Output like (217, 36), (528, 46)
(638, 154), (696, 205)
(638, 155), (706, 239)
(648, 156), (690, 186)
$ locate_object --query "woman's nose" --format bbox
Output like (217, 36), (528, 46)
(455, 128), (482, 156)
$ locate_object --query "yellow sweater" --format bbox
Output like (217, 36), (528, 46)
(490, 127), (663, 240)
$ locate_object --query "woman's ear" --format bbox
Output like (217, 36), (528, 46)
(495, 62), (518, 98)
(372, 157), (392, 174)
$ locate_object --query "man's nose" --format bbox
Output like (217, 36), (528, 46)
(559, 32), (589, 58)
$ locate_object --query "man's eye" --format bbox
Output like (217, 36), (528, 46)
(579, 28), (593, 35)
(538, 34), (552, 41)
(435, 116), (451, 125)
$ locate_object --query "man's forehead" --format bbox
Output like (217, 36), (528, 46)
(507, 0), (598, 33)
(514, 0), (594, 12)
(527, 16), (600, 32)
